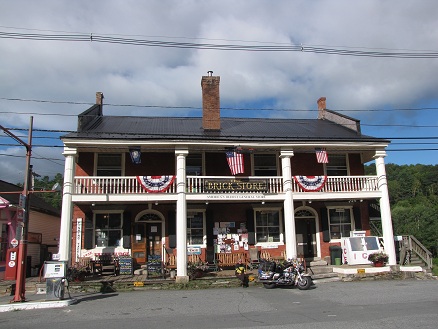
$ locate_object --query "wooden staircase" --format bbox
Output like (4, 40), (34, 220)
(400, 235), (433, 273)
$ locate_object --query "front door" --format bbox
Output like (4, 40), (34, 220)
(296, 218), (316, 258)
(132, 222), (162, 265)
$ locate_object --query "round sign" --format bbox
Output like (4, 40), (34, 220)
(8, 260), (16, 268)
(11, 238), (18, 247)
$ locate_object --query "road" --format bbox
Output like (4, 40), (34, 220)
(1, 279), (437, 329)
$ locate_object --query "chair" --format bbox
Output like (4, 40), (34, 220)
(205, 248), (220, 272)
(248, 247), (261, 270)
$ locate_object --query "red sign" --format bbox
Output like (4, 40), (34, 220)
(5, 247), (18, 280)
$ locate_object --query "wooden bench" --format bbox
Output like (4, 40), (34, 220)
(216, 252), (248, 269)
(93, 254), (120, 276)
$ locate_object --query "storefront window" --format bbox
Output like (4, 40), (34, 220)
(328, 207), (353, 240)
(187, 211), (205, 245)
(255, 210), (280, 243)
(94, 212), (123, 247)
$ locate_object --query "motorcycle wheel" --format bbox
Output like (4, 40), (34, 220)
(297, 276), (312, 290)
(263, 283), (276, 289)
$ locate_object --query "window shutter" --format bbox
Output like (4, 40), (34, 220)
(353, 207), (362, 231)
(84, 212), (93, 249)
(206, 209), (214, 247)
(320, 208), (330, 242)
(122, 211), (131, 249)
(246, 209), (255, 245)
(168, 210), (176, 248)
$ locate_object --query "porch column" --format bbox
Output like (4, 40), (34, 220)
(374, 150), (396, 265)
(280, 151), (297, 259)
(58, 147), (77, 264)
(175, 149), (189, 282)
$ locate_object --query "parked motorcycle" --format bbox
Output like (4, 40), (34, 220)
(258, 259), (313, 290)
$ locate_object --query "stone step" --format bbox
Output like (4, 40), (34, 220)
(307, 265), (334, 275)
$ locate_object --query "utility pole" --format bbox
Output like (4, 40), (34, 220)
(0, 117), (33, 302)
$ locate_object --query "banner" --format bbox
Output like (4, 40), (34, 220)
(136, 175), (175, 193)
(294, 175), (327, 192)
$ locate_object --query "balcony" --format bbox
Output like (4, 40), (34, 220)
(73, 175), (379, 198)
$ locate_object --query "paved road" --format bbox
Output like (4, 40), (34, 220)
(1, 279), (437, 329)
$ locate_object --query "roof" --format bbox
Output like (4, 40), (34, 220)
(62, 115), (389, 143)
(0, 180), (60, 217)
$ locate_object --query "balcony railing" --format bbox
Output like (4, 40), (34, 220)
(74, 175), (379, 195)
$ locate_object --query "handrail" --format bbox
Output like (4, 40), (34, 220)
(401, 235), (433, 270)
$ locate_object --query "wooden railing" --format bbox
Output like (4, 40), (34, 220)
(73, 175), (379, 195)
(401, 235), (433, 270)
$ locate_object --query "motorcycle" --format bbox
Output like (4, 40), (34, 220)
(258, 259), (313, 290)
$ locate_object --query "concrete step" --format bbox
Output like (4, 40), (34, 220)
(308, 266), (334, 275)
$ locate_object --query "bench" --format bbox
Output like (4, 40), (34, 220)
(93, 254), (120, 276)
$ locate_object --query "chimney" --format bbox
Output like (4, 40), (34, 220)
(317, 97), (326, 119)
(96, 92), (104, 105)
(201, 71), (221, 131)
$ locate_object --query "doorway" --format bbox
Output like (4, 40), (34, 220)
(295, 209), (317, 258)
(132, 222), (163, 265)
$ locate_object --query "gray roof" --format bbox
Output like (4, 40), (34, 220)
(62, 116), (388, 143)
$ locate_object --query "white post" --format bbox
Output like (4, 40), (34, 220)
(374, 151), (396, 265)
(280, 151), (297, 259)
(175, 149), (189, 282)
(58, 147), (77, 263)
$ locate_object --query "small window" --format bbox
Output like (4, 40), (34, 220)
(94, 212), (123, 247)
(187, 211), (205, 245)
(186, 154), (203, 176)
(328, 207), (353, 240)
(96, 153), (122, 176)
(326, 154), (348, 176)
(254, 154), (277, 176)
(255, 210), (280, 243)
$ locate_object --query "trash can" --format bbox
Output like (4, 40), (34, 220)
(329, 246), (342, 265)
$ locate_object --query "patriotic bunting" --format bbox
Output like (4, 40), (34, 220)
(294, 175), (327, 192)
(136, 175), (175, 193)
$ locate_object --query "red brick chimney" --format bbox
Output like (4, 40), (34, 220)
(96, 92), (104, 105)
(201, 71), (220, 131)
(317, 97), (326, 119)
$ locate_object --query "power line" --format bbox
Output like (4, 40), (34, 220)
(2, 30), (438, 58)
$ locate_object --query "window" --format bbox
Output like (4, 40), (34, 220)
(187, 211), (205, 245)
(326, 154), (348, 176)
(96, 153), (122, 176)
(255, 210), (281, 243)
(186, 154), (203, 175)
(328, 207), (353, 240)
(94, 212), (123, 247)
(253, 154), (278, 176)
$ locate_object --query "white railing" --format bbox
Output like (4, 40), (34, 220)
(73, 175), (379, 195)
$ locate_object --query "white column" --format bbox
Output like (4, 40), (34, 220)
(374, 150), (396, 265)
(280, 151), (297, 259)
(175, 149), (189, 282)
(58, 147), (77, 263)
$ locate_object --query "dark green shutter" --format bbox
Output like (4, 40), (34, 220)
(321, 208), (330, 242)
(123, 211), (131, 249)
(246, 209), (255, 245)
(353, 207), (362, 231)
(168, 210), (176, 248)
(206, 209), (214, 247)
(84, 212), (93, 249)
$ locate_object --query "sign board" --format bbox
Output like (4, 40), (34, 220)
(187, 247), (201, 255)
(5, 248), (19, 280)
(118, 257), (133, 275)
(204, 178), (268, 193)
(11, 238), (18, 248)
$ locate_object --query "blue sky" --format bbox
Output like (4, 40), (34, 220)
(1, 0), (438, 184)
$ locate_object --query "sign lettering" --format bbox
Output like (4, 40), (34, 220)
(204, 179), (268, 193)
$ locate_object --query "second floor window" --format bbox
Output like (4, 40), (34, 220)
(96, 153), (122, 176)
(326, 154), (348, 176)
(186, 154), (203, 176)
(253, 154), (278, 176)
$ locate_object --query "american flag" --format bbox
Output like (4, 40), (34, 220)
(315, 148), (329, 163)
(226, 151), (244, 175)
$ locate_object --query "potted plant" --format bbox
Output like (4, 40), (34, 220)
(368, 252), (389, 267)
(66, 262), (90, 282)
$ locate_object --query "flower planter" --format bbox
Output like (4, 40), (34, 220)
(373, 261), (384, 267)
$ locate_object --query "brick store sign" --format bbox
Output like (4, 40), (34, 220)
(204, 178), (268, 193)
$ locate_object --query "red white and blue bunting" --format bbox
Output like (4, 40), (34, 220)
(136, 175), (175, 193)
(294, 175), (327, 192)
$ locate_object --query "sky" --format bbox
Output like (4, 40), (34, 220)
(1, 0), (438, 185)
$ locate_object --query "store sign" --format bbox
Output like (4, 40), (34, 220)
(204, 179), (268, 193)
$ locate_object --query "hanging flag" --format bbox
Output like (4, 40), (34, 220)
(315, 148), (329, 163)
(129, 147), (141, 164)
(226, 151), (244, 175)
(294, 175), (328, 192)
